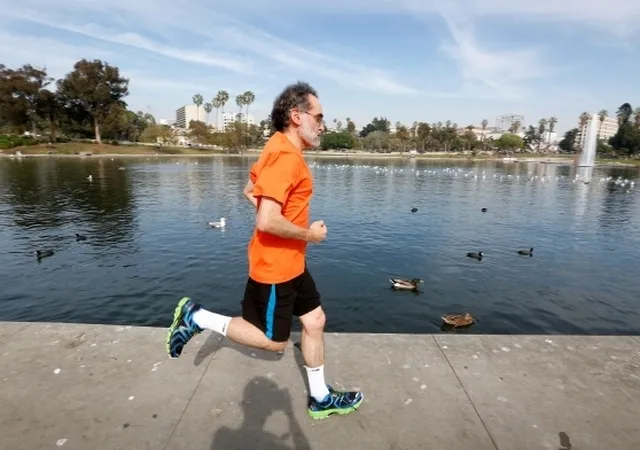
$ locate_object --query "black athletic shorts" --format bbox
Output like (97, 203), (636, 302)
(241, 267), (322, 342)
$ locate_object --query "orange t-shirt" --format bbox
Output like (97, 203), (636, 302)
(248, 132), (313, 284)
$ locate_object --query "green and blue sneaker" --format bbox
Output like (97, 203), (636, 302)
(166, 297), (204, 358)
(307, 385), (364, 419)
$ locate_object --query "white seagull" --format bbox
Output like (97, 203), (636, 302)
(208, 217), (226, 228)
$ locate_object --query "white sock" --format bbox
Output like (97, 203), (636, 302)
(192, 308), (231, 336)
(306, 365), (330, 401)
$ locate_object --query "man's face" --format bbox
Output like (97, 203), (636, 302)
(298, 94), (324, 149)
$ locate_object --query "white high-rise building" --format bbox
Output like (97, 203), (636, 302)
(577, 115), (618, 147)
(175, 104), (209, 129)
(495, 113), (525, 132)
(221, 111), (255, 130)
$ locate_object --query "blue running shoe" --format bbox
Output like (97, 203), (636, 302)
(307, 385), (364, 419)
(166, 297), (203, 358)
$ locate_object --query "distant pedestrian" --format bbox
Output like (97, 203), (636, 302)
(166, 81), (363, 419)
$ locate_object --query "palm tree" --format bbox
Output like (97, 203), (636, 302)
(192, 94), (203, 123)
(480, 119), (488, 150)
(597, 110), (608, 140)
(538, 119), (547, 151)
(204, 102), (212, 126)
(547, 117), (557, 144)
(242, 90), (255, 123)
(216, 90), (229, 130)
(212, 97), (222, 131)
(579, 112), (590, 129)
(235, 94), (244, 122)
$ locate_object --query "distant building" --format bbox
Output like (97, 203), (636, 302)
(159, 119), (176, 126)
(221, 111), (255, 130)
(495, 113), (525, 133)
(175, 104), (208, 129)
(577, 115), (618, 147)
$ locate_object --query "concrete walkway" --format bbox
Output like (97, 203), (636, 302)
(1, 322), (639, 450)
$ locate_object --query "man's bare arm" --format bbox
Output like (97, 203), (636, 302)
(243, 178), (258, 208)
(256, 196), (311, 241)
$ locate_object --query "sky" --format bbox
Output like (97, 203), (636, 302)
(0, 0), (639, 135)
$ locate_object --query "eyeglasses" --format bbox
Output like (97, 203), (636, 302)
(299, 110), (324, 125)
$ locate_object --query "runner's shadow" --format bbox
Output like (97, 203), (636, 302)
(210, 376), (311, 450)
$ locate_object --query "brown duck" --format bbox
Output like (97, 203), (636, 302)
(441, 313), (475, 328)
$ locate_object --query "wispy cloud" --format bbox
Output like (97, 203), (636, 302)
(0, 32), (210, 97)
(0, 0), (418, 96)
(437, 16), (549, 100)
(253, 0), (640, 38)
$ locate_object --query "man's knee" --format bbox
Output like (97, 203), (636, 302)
(263, 339), (287, 353)
(301, 306), (326, 334)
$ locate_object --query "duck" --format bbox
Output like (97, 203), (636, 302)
(76, 233), (87, 241)
(208, 217), (226, 228)
(441, 313), (475, 328)
(466, 251), (483, 260)
(411, 207), (418, 213)
(35, 250), (54, 259)
(389, 278), (423, 291)
(481, 207), (487, 212)
(517, 247), (533, 256)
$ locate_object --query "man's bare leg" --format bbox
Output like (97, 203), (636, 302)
(298, 305), (365, 419)
(226, 317), (287, 352)
(299, 306), (326, 367)
(299, 306), (330, 401)
(166, 297), (285, 358)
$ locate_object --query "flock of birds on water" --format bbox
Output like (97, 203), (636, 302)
(30, 160), (638, 331)
(389, 206), (537, 330)
(308, 161), (637, 330)
(307, 162), (636, 192)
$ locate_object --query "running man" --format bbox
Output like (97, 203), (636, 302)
(166, 81), (363, 419)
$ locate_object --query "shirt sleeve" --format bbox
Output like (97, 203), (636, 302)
(252, 152), (299, 205)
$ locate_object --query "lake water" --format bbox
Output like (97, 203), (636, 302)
(1, 155), (639, 335)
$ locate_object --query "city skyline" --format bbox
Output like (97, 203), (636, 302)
(0, 0), (638, 135)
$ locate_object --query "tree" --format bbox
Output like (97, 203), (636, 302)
(597, 110), (608, 139)
(321, 131), (357, 150)
(616, 103), (633, 125)
(211, 97), (221, 130)
(0, 64), (53, 134)
(480, 119), (488, 150)
(523, 125), (542, 151)
(609, 104), (640, 156)
(395, 125), (410, 151)
(192, 94), (203, 122)
(36, 89), (62, 141)
(362, 130), (390, 151)
(547, 117), (557, 144)
(216, 90), (229, 131)
(345, 117), (356, 134)
(558, 128), (579, 153)
(243, 91), (255, 121)
(57, 59), (129, 144)
(494, 133), (524, 152)
(204, 102), (212, 125)
(416, 122), (431, 152)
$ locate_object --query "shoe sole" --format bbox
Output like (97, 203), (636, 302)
(166, 296), (191, 358)
(307, 394), (364, 420)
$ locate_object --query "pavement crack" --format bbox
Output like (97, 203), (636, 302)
(162, 336), (224, 450)
(432, 335), (500, 450)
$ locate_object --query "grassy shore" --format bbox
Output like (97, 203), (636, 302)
(1, 142), (638, 166)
